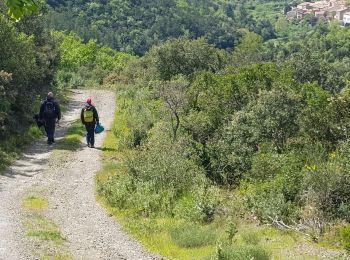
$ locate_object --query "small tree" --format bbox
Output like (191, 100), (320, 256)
(156, 76), (189, 142)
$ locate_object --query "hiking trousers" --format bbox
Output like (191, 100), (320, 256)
(45, 119), (56, 143)
(85, 124), (95, 146)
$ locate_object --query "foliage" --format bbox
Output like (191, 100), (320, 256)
(340, 224), (350, 252)
(45, 0), (275, 55)
(144, 38), (228, 80)
(3, 0), (38, 20)
(52, 32), (134, 89)
(99, 123), (209, 218)
(0, 13), (58, 144)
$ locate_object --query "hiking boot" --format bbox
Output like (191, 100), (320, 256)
(87, 143), (91, 148)
(90, 145), (95, 148)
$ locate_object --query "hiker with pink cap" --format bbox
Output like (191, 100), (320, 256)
(81, 97), (99, 148)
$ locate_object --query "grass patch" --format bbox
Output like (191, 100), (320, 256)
(23, 196), (48, 210)
(56, 120), (85, 151)
(169, 223), (217, 248)
(25, 214), (65, 245)
(240, 230), (261, 245)
(41, 252), (73, 260)
(22, 192), (70, 258)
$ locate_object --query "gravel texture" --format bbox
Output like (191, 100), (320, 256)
(0, 90), (161, 260)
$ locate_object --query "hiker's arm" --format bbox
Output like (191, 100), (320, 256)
(94, 107), (99, 124)
(39, 102), (45, 119)
(56, 103), (61, 120)
(81, 109), (85, 124)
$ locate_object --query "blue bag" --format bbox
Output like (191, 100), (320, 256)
(95, 123), (105, 134)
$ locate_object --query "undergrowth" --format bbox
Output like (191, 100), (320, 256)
(0, 126), (42, 171)
(95, 91), (348, 260)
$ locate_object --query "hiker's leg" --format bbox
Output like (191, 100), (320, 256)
(85, 125), (93, 145)
(45, 119), (55, 143)
(51, 123), (56, 142)
(90, 125), (95, 146)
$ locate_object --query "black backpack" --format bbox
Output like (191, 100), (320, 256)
(43, 101), (55, 118)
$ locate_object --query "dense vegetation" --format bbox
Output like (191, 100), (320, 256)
(0, 6), (59, 168)
(46, 0), (277, 55)
(97, 20), (350, 258)
(3, 0), (350, 258)
(0, 4), (132, 168)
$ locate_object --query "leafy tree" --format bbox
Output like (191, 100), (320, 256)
(2, 0), (38, 20)
(156, 76), (189, 142)
(145, 38), (228, 80)
(232, 31), (263, 67)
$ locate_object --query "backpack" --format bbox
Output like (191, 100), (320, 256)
(43, 101), (55, 119)
(83, 106), (94, 123)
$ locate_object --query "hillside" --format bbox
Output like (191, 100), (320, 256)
(2, 0), (350, 259)
(45, 0), (276, 55)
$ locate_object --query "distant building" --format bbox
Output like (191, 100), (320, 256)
(287, 0), (350, 22)
(343, 12), (350, 24)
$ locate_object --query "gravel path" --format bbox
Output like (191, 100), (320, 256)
(0, 90), (160, 260)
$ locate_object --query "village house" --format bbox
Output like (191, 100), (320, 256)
(287, 0), (350, 24)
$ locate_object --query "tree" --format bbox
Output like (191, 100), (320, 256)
(232, 31), (263, 67)
(156, 76), (189, 142)
(2, 0), (38, 20)
(146, 38), (228, 80)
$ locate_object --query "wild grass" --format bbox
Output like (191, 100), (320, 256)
(169, 224), (217, 248)
(25, 214), (65, 245)
(216, 244), (270, 260)
(23, 196), (48, 210)
(56, 120), (85, 151)
(41, 253), (73, 260)
(22, 191), (70, 258)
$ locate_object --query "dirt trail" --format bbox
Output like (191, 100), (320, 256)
(0, 90), (160, 260)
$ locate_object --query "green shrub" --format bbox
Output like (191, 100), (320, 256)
(242, 181), (300, 223)
(169, 224), (217, 248)
(217, 245), (270, 260)
(173, 186), (219, 223)
(99, 126), (211, 218)
(241, 230), (261, 245)
(340, 225), (350, 252)
(303, 141), (350, 221)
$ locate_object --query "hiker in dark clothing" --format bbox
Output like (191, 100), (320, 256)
(39, 92), (61, 145)
(81, 98), (99, 148)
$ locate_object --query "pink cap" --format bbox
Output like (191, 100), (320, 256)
(86, 98), (92, 104)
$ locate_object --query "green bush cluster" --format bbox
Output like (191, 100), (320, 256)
(53, 32), (134, 89)
(98, 35), (350, 232)
(0, 13), (58, 142)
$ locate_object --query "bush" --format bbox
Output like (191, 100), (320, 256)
(242, 181), (300, 223)
(217, 245), (270, 260)
(174, 186), (219, 223)
(303, 141), (350, 221)
(99, 125), (210, 218)
(340, 225), (350, 252)
(112, 88), (161, 148)
(169, 223), (217, 248)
